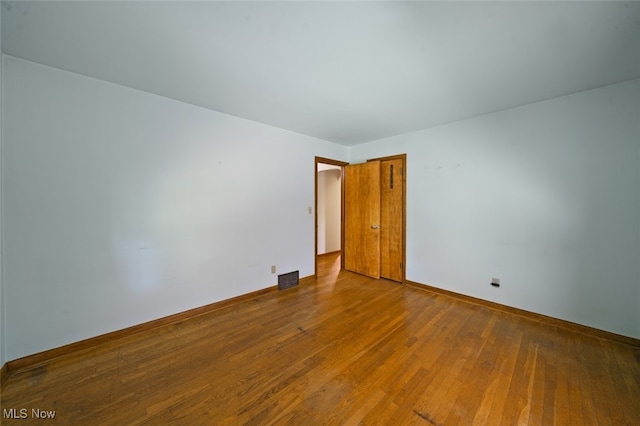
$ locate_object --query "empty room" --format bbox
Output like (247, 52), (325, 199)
(1, 1), (639, 424)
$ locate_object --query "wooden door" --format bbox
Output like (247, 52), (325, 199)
(344, 161), (381, 278)
(380, 159), (404, 282)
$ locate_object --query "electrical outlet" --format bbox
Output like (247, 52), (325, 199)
(491, 277), (500, 287)
(271, 265), (276, 274)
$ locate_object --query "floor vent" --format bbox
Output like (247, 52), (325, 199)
(278, 271), (299, 291)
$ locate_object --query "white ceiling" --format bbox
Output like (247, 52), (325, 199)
(2, 1), (639, 146)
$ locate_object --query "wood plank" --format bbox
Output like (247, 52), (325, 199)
(1, 253), (639, 425)
(406, 279), (640, 349)
(369, 153), (407, 283)
(344, 161), (380, 278)
(380, 158), (404, 282)
(3, 283), (292, 375)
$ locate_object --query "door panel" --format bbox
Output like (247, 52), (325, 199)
(380, 159), (404, 282)
(344, 161), (381, 278)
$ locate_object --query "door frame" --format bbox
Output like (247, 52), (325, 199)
(367, 154), (407, 283)
(314, 156), (349, 277)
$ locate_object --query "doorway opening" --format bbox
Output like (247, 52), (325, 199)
(314, 157), (349, 277)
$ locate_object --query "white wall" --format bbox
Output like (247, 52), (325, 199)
(351, 80), (640, 339)
(0, 5), (5, 368)
(1, 54), (638, 364)
(317, 169), (341, 254)
(2, 56), (348, 361)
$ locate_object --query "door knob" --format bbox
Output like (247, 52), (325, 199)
(371, 225), (379, 229)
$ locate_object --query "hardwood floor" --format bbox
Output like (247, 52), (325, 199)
(1, 252), (639, 425)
